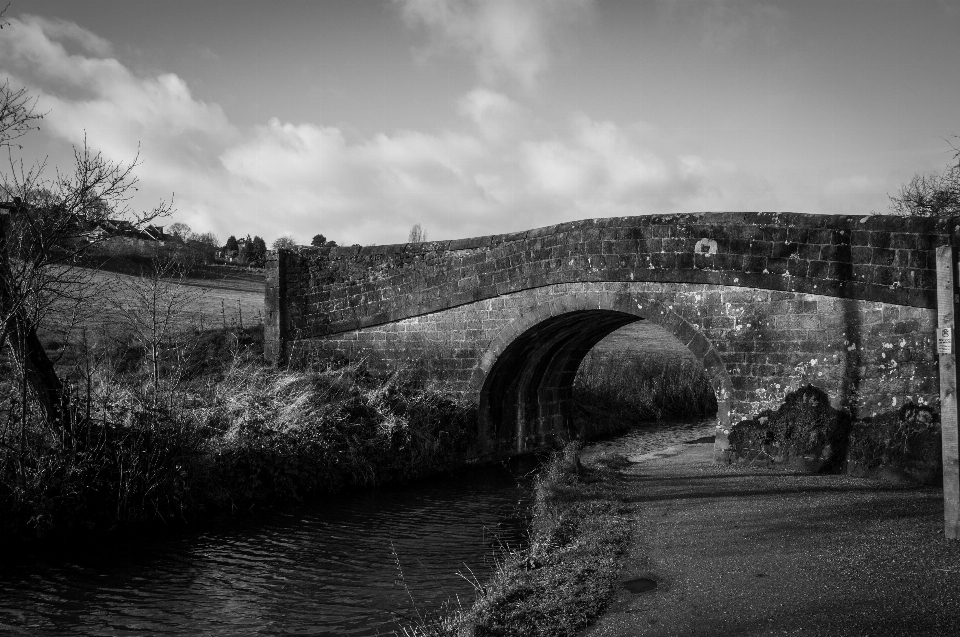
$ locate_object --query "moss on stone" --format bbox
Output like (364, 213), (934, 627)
(729, 387), (943, 485)
(727, 384), (851, 472)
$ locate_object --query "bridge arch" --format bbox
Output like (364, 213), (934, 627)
(470, 290), (733, 453)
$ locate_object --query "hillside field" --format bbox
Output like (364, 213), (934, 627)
(35, 264), (265, 365)
(30, 260), (697, 380)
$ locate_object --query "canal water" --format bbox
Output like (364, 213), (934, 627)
(0, 419), (714, 636)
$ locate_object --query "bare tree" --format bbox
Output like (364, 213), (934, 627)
(408, 223), (427, 243)
(167, 222), (191, 242)
(192, 231), (218, 246)
(1, 11), (173, 425)
(0, 6), (43, 150)
(889, 137), (960, 217)
(1, 147), (172, 425)
(107, 257), (202, 392)
(0, 78), (42, 151)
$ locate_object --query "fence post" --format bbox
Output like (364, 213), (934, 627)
(264, 250), (287, 365)
(935, 245), (960, 539)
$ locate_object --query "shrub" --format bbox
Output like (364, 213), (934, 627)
(1, 336), (478, 544)
(847, 402), (941, 484)
(727, 384), (852, 472)
(0, 391), (208, 539)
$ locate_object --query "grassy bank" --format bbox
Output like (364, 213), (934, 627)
(0, 326), (476, 545)
(573, 351), (717, 439)
(405, 444), (633, 636)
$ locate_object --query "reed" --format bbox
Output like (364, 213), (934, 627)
(573, 351), (717, 439)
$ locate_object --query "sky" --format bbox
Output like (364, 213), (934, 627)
(2, 0), (959, 247)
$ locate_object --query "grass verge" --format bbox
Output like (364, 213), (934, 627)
(405, 444), (632, 636)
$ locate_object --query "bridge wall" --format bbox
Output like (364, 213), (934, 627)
(289, 281), (936, 450)
(265, 212), (954, 453)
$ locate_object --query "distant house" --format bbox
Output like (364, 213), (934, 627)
(216, 238), (249, 264)
(1, 201), (215, 263)
(216, 248), (239, 263)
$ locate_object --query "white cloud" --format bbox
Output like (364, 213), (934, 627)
(1, 16), (240, 235)
(24, 14), (113, 58)
(457, 87), (528, 142)
(395, 0), (593, 90)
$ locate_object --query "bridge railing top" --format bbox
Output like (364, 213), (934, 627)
(281, 212), (959, 261)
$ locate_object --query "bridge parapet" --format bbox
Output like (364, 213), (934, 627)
(265, 212), (955, 362)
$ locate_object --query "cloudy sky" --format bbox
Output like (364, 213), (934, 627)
(2, 0), (959, 246)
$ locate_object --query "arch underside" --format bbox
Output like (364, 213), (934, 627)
(481, 310), (639, 451)
(476, 293), (733, 454)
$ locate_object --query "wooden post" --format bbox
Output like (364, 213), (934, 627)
(263, 250), (287, 365)
(935, 245), (960, 539)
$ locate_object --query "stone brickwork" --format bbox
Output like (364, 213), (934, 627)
(265, 212), (952, 365)
(265, 212), (955, 454)
(269, 270), (940, 455)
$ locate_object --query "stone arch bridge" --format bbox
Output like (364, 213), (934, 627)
(264, 212), (960, 535)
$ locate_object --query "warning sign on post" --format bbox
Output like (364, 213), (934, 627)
(938, 327), (953, 354)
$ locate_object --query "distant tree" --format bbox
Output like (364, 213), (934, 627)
(237, 234), (253, 262)
(224, 235), (239, 253)
(191, 231), (219, 246)
(310, 233), (337, 248)
(248, 235), (267, 266)
(167, 222), (191, 242)
(890, 136), (960, 217)
(408, 223), (427, 243)
(272, 236), (297, 251)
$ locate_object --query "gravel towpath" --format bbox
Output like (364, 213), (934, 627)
(580, 435), (960, 637)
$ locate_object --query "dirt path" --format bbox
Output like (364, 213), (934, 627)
(580, 442), (960, 637)
(579, 419), (717, 465)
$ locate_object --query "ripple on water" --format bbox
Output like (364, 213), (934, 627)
(0, 465), (530, 637)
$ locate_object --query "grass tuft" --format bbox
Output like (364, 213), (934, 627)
(403, 443), (632, 636)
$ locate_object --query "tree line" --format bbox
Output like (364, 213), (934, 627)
(157, 227), (342, 267)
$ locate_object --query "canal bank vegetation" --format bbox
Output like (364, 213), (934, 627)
(0, 322), (477, 545)
(404, 443), (632, 636)
(727, 384), (944, 484)
(574, 351), (717, 439)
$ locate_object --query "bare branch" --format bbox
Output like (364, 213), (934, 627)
(889, 136), (960, 218)
(1, 79), (44, 150)
(1, 82), (172, 426)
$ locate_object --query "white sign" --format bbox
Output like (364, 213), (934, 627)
(938, 327), (953, 354)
